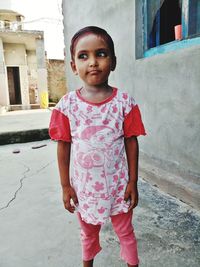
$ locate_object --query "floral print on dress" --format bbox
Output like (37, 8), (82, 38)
(49, 88), (146, 225)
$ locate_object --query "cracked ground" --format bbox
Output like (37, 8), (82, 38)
(0, 140), (200, 267)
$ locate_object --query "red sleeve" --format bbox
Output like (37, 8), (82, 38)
(123, 105), (146, 138)
(49, 109), (71, 142)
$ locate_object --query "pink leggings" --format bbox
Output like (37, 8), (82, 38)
(77, 211), (139, 266)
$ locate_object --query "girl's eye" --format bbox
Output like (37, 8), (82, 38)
(78, 53), (88, 59)
(97, 51), (107, 57)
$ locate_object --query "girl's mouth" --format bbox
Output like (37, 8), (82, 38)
(88, 70), (101, 75)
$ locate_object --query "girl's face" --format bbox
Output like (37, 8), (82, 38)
(71, 33), (116, 87)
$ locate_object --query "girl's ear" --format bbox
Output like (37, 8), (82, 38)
(70, 60), (78, 75)
(111, 56), (117, 71)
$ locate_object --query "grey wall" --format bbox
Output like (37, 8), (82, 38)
(134, 47), (200, 175)
(62, 0), (135, 91)
(62, 0), (200, 176)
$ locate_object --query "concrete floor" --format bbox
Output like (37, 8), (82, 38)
(0, 140), (200, 267)
(0, 109), (51, 133)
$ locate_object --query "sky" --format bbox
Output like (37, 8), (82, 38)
(13, 0), (64, 59)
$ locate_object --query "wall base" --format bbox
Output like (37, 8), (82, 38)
(139, 152), (200, 211)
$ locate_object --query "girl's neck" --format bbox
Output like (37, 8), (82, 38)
(80, 83), (113, 103)
(83, 82), (111, 93)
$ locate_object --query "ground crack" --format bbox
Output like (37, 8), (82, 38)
(0, 160), (55, 211)
(0, 163), (30, 211)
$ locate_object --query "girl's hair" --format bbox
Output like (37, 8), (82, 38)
(70, 26), (116, 61)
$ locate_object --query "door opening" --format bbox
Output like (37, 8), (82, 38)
(7, 67), (22, 105)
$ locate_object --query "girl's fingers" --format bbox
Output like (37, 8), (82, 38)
(72, 194), (78, 205)
(128, 201), (135, 211)
(124, 191), (130, 202)
(63, 187), (78, 213)
(65, 198), (78, 213)
(64, 195), (74, 213)
(64, 202), (75, 213)
(126, 192), (138, 211)
(128, 197), (138, 211)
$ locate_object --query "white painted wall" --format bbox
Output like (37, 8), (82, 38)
(0, 38), (9, 106)
(4, 43), (29, 105)
(4, 43), (26, 65)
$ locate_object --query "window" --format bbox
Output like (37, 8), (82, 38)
(142, 0), (200, 57)
(148, 0), (181, 49)
(188, 0), (200, 37)
(4, 20), (11, 30)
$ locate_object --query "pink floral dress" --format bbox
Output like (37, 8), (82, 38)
(49, 88), (146, 225)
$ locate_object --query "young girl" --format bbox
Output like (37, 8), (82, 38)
(49, 26), (146, 267)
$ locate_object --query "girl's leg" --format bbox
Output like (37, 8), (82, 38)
(83, 259), (94, 267)
(77, 213), (102, 266)
(111, 211), (139, 266)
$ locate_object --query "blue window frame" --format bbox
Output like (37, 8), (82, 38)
(143, 0), (200, 57)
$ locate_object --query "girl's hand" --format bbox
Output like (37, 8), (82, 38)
(124, 181), (138, 211)
(62, 186), (78, 213)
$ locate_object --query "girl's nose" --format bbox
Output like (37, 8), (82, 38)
(89, 56), (98, 67)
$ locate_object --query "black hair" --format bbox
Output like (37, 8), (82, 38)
(70, 26), (116, 61)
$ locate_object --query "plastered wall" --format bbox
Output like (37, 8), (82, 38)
(4, 43), (30, 105)
(47, 59), (67, 103)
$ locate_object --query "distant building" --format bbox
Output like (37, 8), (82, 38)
(47, 59), (67, 103)
(0, 1), (48, 111)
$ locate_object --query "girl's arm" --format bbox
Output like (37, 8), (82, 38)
(124, 136), (139, 211)
(57, 140), (78, 213)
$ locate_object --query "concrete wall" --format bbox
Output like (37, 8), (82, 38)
(0, 0), (25, 17)
(27, 50), (38, 104)
(62, 0), (200, 176)
(47, 59), (67, 103)
(4, 43), (30, 105)
(4, 43), (26, 65)
(0, 38), (9, 107)
(134, 47), (200, 176)
(36, 38), (48, 108)
(63, 0), (135, 91)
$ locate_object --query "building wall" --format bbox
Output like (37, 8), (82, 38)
(2, 43), (48, 106)
(47, 59), (67, 103)
(35, 38), (48, 108)
(62, 0), (200, 176)
(63, 0), (135, 92)
(134, 46), (200, 175)
(0, 37), (9, 108)
(0, 0), (25, 18)
(4, 43), (26, 65)
(27, 50), (38, 104)
(4, 43), (30, 105)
